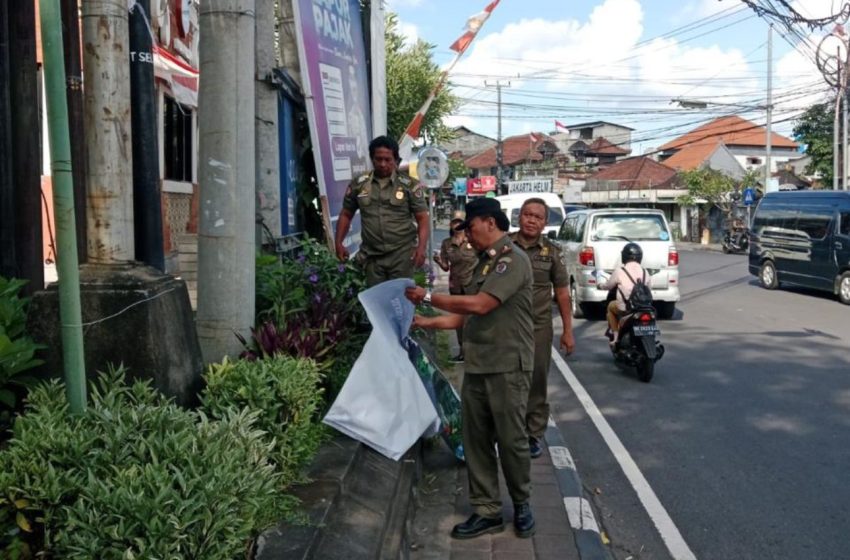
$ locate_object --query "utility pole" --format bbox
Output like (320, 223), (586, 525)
(765, 23), (773, 193)
(835, 45), (842, 191)
(60, 0), (87, 262)
(486, 80), (509, 193)
(82, 0), (135, 262)
(197, 1), (257, 360)
(8, 1), (43, 293)
(129, 0), (164, 270)
(256, 0), (281, 243)
(0, 4), (14, 279)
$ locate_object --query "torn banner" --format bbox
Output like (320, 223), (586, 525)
(323, 279), (463, 461)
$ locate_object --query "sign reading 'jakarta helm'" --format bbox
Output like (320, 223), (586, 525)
(507, 179), (553, 194)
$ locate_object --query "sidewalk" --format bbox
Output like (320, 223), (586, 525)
(410, 434), (580, 560)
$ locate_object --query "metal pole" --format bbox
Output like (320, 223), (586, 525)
(845, 82), (849, 190)
(38, 0), (87, 413)
(765, 23), (772, 193)
(835, 46), (841, 191)
(0, 3), (15, 279)
(496, 83), (503, 192)
(129, 0), (164, 270)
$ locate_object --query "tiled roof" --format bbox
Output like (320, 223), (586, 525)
(586, 137), (630, 156)
(662, 140), (722, 170)
(564, 120), (636, 131)
(464, 132), (556, 169)
(658, 115), (798, 151)
(588, 156), (678, 188)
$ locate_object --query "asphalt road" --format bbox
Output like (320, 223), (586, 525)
(549, 249), (850, 560)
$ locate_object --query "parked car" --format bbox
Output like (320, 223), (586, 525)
(748, 191), (850, 304)
(552, 208), (680, 319)
(563, 204), (588, 214)
(496, 192), (565, 237)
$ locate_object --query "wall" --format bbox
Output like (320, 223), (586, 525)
(442, 132), (496, 159)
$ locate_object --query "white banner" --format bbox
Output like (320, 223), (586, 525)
(507, 178), (553, 194)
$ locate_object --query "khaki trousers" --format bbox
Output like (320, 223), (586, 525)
(462, 370), (532, 518)
(360, 247), (414, 287)
(526, 325), (553, 439)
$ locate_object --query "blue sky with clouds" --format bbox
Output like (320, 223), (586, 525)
(386, 0), (837, 152)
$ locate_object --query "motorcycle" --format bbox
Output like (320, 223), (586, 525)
(597, 274), (665, 383)
(722, 228), (749, 254)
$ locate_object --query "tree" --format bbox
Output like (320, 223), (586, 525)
(793, 101), (834, 185)
(677, 168), (738, 223)
(385, 13), (458, 144)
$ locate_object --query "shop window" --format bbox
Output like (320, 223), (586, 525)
(163, 96), (193, 183)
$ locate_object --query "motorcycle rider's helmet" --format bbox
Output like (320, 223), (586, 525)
(621, 242), (643, 264)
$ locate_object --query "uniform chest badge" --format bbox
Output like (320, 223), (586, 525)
(495, 262), (508, 274)
(487, 248), (497, 258)
(540, 246), (550, 257)
(481, 264), (490, 276)
(395, 191), (404, 200)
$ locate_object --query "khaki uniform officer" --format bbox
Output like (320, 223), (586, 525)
(511, 198), (575, 459)
(335, 136), (430, 287)
(434, 219), (479, 362)
(406, 197), (536, 541)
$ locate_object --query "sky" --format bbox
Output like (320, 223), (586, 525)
(385, 0), (845, 154)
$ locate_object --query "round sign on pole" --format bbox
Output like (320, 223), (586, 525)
(417, 146), (449, 190)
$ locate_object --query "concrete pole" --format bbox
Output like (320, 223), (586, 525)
(256, 0), (281, 241)
(81, 0), (135, 263)
(276, 0), (301, 86)
(196, 0), (256, 361)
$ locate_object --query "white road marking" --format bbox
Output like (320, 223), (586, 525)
(564, 497), (600, 532)
(548, 445), (576, 470)
(552, 350), (698, 560)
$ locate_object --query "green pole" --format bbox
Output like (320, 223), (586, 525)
(38, 0), (87, 412)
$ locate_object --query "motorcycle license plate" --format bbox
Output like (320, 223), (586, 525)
(633, 323), (658, 336)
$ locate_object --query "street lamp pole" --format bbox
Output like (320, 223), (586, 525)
(765, 24), (773, 193)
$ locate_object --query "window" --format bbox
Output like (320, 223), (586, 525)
(559, 217), (576, 242)
(753, 205), (797, 236)
(840, 212), (850, 237)
(163, 96), (193, 182)
(579, 128), (593, 140)
(548, 207), (564, 228)
(796, 207), (833, 240)
(590, 214), (668, 241)
(574, 213), (587, 241)
(747, 157), (762, 166)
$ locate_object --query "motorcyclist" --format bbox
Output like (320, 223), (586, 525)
(601, 243), (646, 347)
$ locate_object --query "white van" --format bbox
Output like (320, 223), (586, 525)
(495, 192), (565, 237)
(553, 208), (680, 319)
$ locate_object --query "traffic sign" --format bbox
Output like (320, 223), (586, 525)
(417, 146), (449, 189)
(743, 187), (755, 206)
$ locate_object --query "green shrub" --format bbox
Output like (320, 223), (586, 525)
(202, 356), (326, 484)
(0, 368), (289, 559)
(0, 277), (44, 432)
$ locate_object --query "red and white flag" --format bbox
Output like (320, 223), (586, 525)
(554, 120), (569, 132)
(399, 0), (501, 161)
(153, 45), (199, 108)
(450, 0), (500, 54)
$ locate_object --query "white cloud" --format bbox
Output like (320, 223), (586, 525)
(397, 20), (419, 47)
(671, 0), (732, 25)
(386, 0), (424, 9)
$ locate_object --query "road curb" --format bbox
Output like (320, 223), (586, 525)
(544, 416), (613, 560)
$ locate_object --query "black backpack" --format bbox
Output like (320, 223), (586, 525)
(619, 267), (653, 311)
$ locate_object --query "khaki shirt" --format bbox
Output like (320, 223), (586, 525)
(463, 235), (534, 374)
(342, 171), (429, 256)
(510, 233), (569, 330)
(439, 236), (478, 292)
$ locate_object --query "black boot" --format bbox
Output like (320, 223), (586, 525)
(529, 436), (543, 459)
(450, 514), (504, 539)
(513, 503), (536, 538)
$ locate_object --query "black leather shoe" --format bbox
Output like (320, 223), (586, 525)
(450, 514), (504, 539)
(529, 436), (543, 459)
(514, 503), (536, 538)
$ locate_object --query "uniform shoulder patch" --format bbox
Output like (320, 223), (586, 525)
(398, 174), (411, 185)
(356, 173), (370, 184)
(500, 244), (513, 254)
(495, 262), (508, 274)
(413, 183), (424, 198)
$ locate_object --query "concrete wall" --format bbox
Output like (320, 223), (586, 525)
(706, 145), (746, 180)
(442, 132), (496, 159)
(729, 146), (799, 172)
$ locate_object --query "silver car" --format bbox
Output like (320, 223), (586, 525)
(552, 208), (680, 319)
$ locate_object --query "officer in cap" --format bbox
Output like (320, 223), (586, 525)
(405, 197), (536, 540)
(509, 197), (575, 459)
(335, 136), (430, 287)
